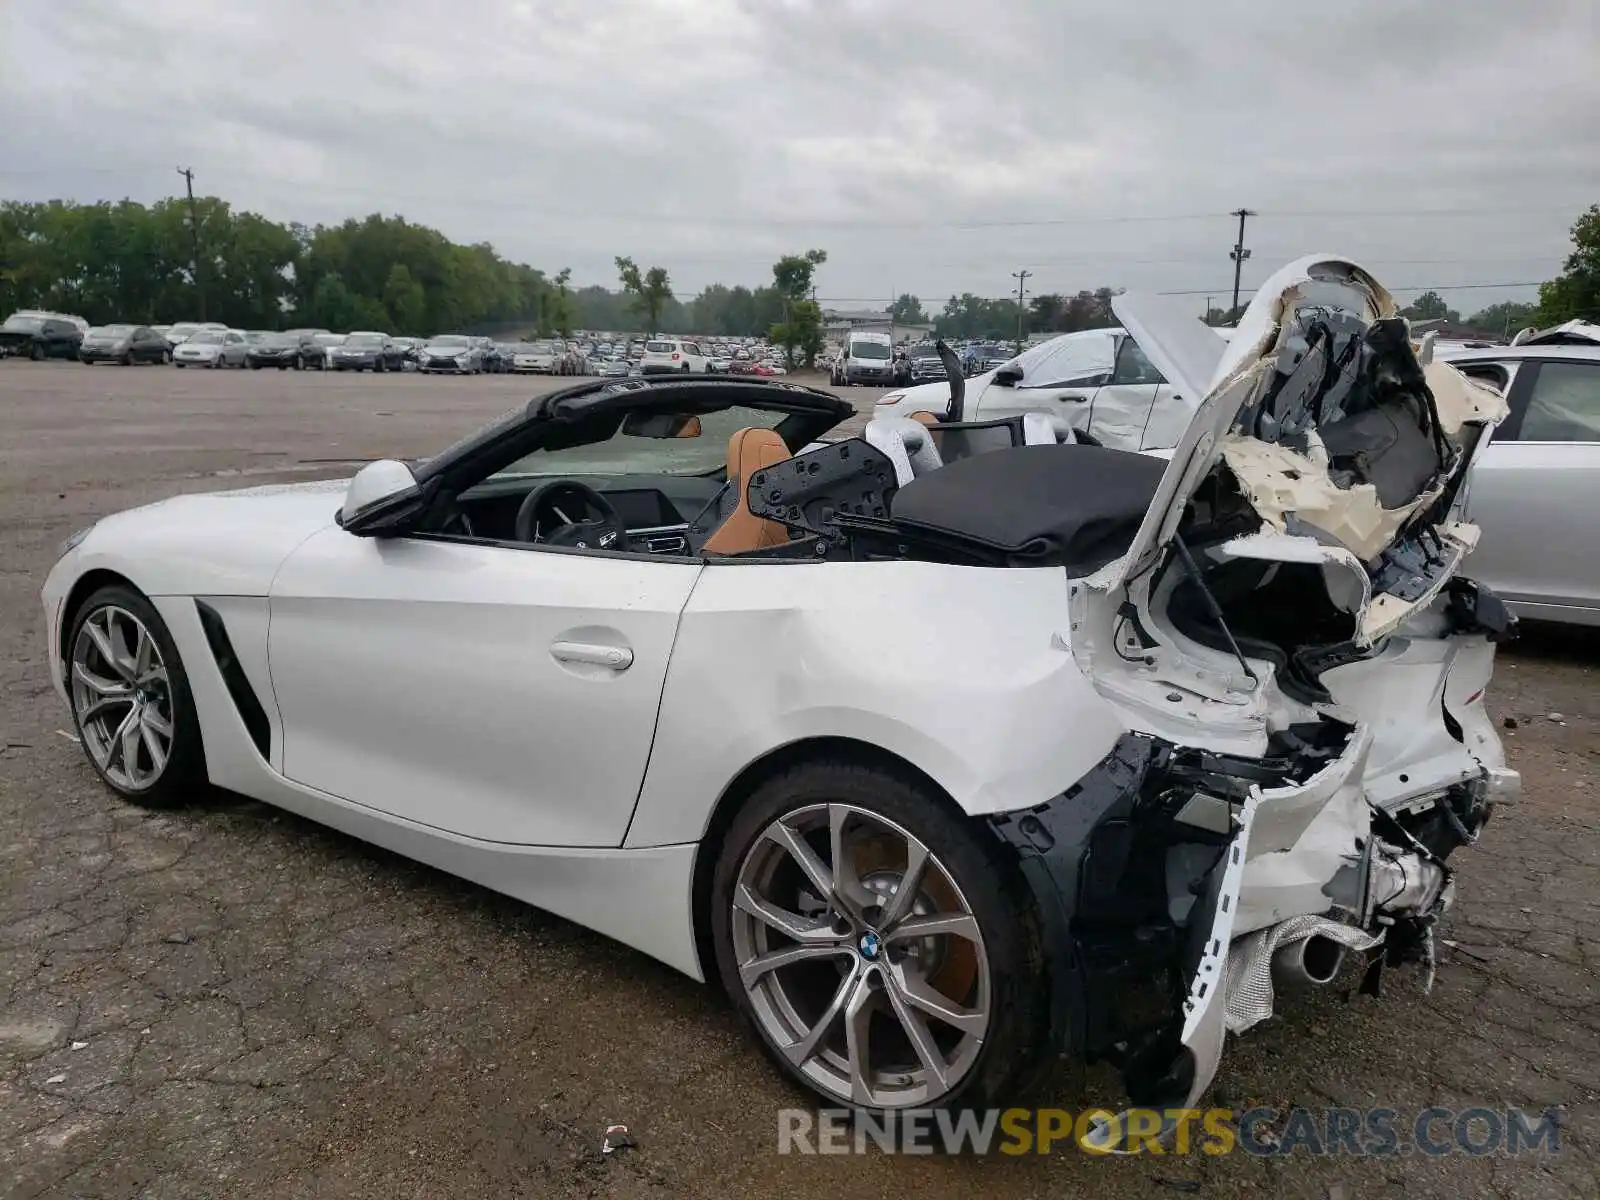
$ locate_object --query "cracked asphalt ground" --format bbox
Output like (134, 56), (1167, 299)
(1, 360), (1595, 1199)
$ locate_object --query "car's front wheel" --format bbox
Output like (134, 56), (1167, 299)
(711, 759), (1046, 1113)
(67, 585), (205, 807)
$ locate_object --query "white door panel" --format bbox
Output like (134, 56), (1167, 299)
(1136, 382), (1200, 451)
(1467, 441), (1600, 613)
(1084, 383), (1163, 450)
(975, 384), (1097, 434)
(268, 528), (701, 846)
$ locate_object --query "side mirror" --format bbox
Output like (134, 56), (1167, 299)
(993, 365), (1023, 387)
(340, 459), (420, 533)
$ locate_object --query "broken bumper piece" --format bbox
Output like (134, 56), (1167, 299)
(988, 733), (1264, 1151)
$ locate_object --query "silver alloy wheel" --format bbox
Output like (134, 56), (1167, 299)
(731, 802), (991, 1108)
(70, 605), (175, 791)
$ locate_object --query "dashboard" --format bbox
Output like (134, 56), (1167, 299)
(450, 472), (726, 555)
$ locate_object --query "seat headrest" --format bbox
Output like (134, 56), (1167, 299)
(864, 416), (944, 485)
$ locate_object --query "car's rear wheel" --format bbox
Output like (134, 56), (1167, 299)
(30, 342), (44, 361)
(161, 349), (172, 365)
(67, 586), (205, 807)
(711, 759), (1046, 1113)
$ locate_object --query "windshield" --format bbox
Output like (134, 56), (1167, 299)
(429, 335), (470, 348)
(314, 334), (345, 347)
(345, 334), (385, 348)
(851, 341), (890, 360)
(2, 315), (45, 332)
(89, 325), (134, 337)
(527, 341), (556, 353)
(260, 332), (294, 347)
(243, 331), (268, 343)
(910, 345), (940, 359)
(1005, 329), (1118, 387)
(188, 330), (225, 345)
(493, 405), (787, 479)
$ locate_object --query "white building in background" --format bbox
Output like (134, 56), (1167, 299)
(822, 308), (935, 343)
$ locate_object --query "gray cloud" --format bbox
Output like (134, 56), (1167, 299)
(4, 0), (1596, 311)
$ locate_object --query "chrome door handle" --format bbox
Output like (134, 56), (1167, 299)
(550, 641), (633, 670)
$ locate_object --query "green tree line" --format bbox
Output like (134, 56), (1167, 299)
(0, 195), (826, 341)
(0, 199), (552, 334)
(4, 194), (1594, 339)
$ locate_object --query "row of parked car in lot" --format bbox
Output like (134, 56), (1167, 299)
(0, 310), (804, 380)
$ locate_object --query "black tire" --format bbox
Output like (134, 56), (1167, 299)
(162, 349), (172, 365)
(375, 359), (386, 373)
(66, 584), (207, 808)
(121, 350), (134, 366)
(250, 361), (261, 370)
(293, 356), (303, 370)
(31, 342), (45, 361)
(708, 757), (1048, 1114)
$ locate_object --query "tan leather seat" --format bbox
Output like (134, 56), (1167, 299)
(701, 428), (791, 554)
(910, 410), (940, 427)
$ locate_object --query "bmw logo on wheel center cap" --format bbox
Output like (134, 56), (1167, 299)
(858, 931), (882, 960)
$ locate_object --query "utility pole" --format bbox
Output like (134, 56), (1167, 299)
(1011, 268), (1031, 353)
(177, 166), (205, 320)
(1205, 296), (1214, 325)
(1229, 208), (1255, 319)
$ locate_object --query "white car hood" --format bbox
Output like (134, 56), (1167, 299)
(1515, 317), (1600, 346)
(1102, 254), (1509, 644)
(73, 478), (352, 597)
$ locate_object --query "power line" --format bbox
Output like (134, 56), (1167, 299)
(1155, 280), (1545, 297)
(802, 280), (1545, 304)
(5, 168), (1586, 227)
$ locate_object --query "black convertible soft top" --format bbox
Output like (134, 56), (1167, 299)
(889, 443), (1168, 572)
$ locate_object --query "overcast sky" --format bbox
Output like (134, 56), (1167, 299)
(5, 0), (1597, 314)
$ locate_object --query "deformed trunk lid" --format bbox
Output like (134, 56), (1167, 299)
(1103, 255), (1508, 644)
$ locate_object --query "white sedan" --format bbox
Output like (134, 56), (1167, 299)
(42, 257), (1516, 1137)
(171, 328), (248, 368)
(875, 325), (1221, 453)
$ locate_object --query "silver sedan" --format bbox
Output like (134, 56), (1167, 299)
(1443, 341), (1600, 625)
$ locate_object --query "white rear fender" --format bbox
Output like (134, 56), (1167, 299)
(625, 560), (1129, 848)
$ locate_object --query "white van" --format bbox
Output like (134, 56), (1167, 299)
(831, 330), (895, 386)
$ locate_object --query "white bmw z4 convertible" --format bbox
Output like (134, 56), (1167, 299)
(43, 256), (1519, 1143)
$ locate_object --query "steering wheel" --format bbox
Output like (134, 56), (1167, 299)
(513, 480), (627, 550)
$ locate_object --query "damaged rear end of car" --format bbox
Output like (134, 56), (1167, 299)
(994, 256), (1518, 1144)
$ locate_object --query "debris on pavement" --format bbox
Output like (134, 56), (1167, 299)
(601, 1124), (635, 1155)
(70, 1041), (88, 1051)
(161, 932), (193, 945)
(45, 1074), (67, 1085)
(1153, 1177), (1203, 1193)
(1502, 716), (1518, 730)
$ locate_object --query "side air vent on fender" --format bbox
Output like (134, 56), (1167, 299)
(194, 600), (272, 759)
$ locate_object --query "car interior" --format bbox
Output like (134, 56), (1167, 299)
(410, 381), (1169, 571)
